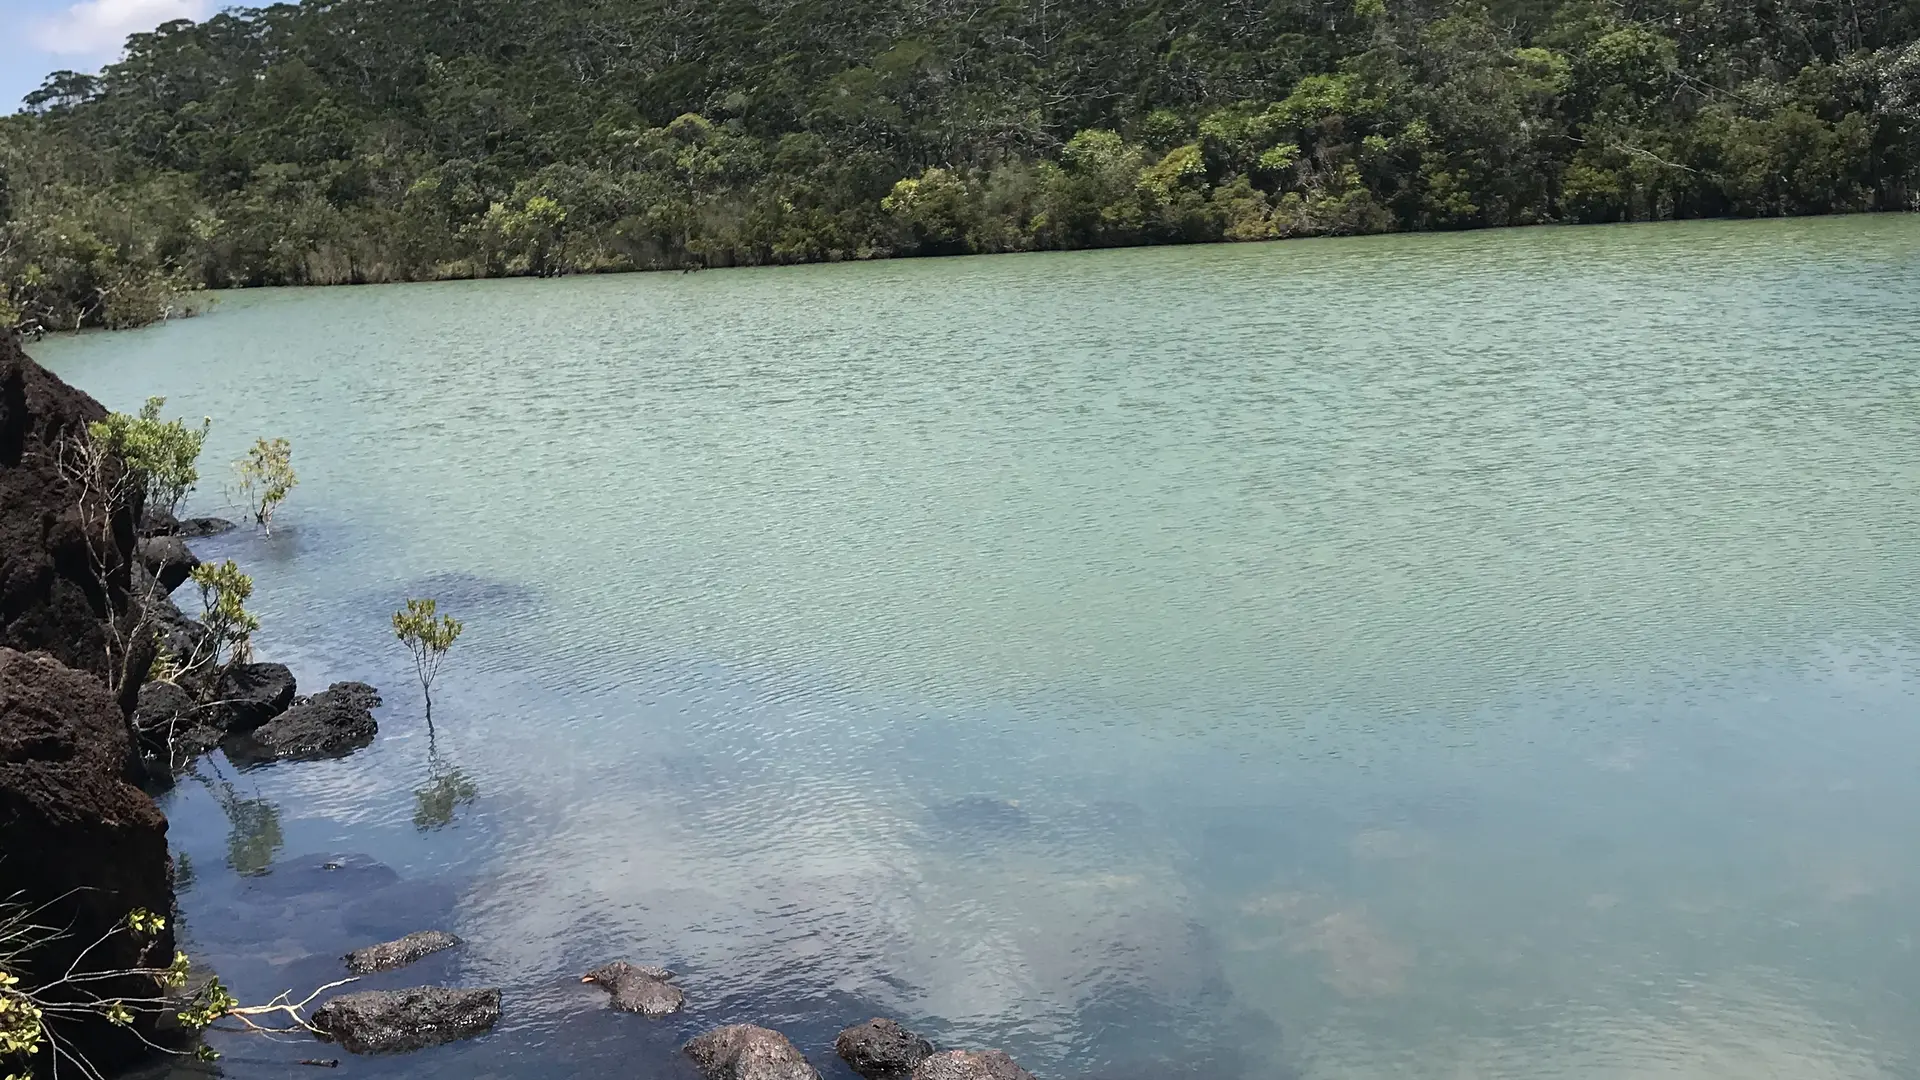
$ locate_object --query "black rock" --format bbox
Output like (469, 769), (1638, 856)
(136, 535), (199, 593)
(0, 650), (176, 1071)
(140, 506), (181, 538)
(312, 986), (501, 1054)
(345, 930), (462, 974)
(176, 516), (237, 539)
(216, 662), (296, 732)
(912, 1051), (1037, 1080)
(837, 1019), (935, 1079)
(684, 1024), (822, 1080)
(583, 961), (684, 1018)
(227, 681), (378, 764)
(131, 681), (224, 766)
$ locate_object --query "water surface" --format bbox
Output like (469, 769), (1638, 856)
(37, 216), (1920, 1079)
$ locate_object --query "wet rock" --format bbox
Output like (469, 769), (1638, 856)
(312, 986), (501, 1054)
(226, 681), (378, 763)
(583, 960), (684, 1017)
(0, 648), (176, 1071)
(345, 930), (462, 974)
(216, 662), (296, 732)
(683, 1024), (823, 1080)
(837, 1018), (935, 1079)
(140, 506), (180, 537)
(175, 516), (237, 539)
(913, 1051), (1037, 1080)
(144, 507), (236, 540)
(131, 680), (224, 767)
(136, 534), (199, 592)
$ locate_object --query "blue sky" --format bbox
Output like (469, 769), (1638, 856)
(0, 0), (210, 112)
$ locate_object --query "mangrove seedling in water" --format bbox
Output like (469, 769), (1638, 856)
(232, 437), (296, 533)
(393, 597), (463, 717)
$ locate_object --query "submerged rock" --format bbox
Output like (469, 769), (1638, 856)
(216, 662), (296, 731)
(684, 1024), (822, 1080)
(928, 796), (1030, 839)
(583, 960), (685, 1017)
(0, 649), (177, 1071)
(227, 681), (379, 763)
(312, 986), (501, 1054)
(136, 534), (199, 593)
(913, 1051), (1037, 1080)
(837, 1018), (935, 1079)
(345, 930), (462, 974)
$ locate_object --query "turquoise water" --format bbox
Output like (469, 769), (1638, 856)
(36, 216), (1920, 1079)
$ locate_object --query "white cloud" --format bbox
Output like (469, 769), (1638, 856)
(29, 0), (210, 58)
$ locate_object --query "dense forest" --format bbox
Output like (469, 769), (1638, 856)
(1, 0), (1917, 330)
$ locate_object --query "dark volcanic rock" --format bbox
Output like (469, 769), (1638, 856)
(0, 649), (176, 1070)
(227, 681), (378, 763)
(216, 662), (296, 731)
(142, 508), (236, 539)
(176, 516), (236, 539)
(837, 1019), (935, 1079)
(912, 1051), (1038, 1080)
(131, 679), (224, 767)
(140, 506), (180, 537)
(0, 331), (142, 680)
(583, 960), (685, 1017)
(312, 987), (501, 1054)
(684, 1024), (823, 1080)
(136, 534), (199, 592)
(345, 930), (462, 974)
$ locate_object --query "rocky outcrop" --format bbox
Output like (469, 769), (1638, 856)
(136, 534), (199, 593)
(582, 960), (685, 1017)
(312, 987), (501, 1053)
(226, 681), (377, 764)
(215, 662), (296, 731)
(0, 648), (175, 1070)
(684, 1024), (823, 1080)
(912, 1051), (1037, 1080)
(345, 930), (462, 974)
(0, 331), (142, 684)
(837, 1019), (935, 1079)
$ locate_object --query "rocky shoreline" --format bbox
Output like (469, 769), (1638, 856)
(0, 329), (1040, 1080)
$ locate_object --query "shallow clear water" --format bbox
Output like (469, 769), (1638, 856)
(35, 216), (1920, 1080)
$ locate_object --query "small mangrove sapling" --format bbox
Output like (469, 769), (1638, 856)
(232, 437), (296, 533)
(392, 598), (463, 718)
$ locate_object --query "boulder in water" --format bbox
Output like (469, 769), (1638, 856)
(684, 1024), (823, 1080)
(227, 681), (378, 763)
(216, 662), (296, 731)
(837, 1018), (935, 1079)
(913, 1051), (1038, 1080)
(175, 516), (237, 539)
(583, 960), (685, 1017)
(312, 986), (501, 1053)
(345, 930), (462, 974)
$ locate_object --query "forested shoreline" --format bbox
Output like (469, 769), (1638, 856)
(2, 0), (1917, 332)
